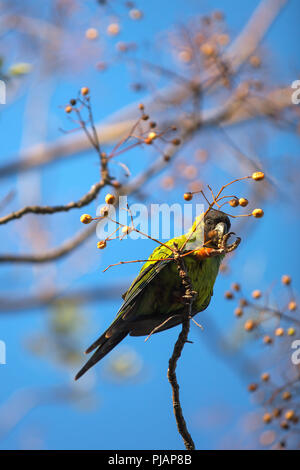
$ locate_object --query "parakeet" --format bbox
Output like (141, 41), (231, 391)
(75, 209), (239, 380)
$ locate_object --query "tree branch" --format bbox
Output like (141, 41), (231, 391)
(0, 0), (288, 179)
(0, 181), (104, 225)
(0, 224), (95, 264)
(0, 283), (128, 312)
(167, 244), (197, 450)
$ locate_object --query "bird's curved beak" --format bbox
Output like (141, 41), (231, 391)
(214, 222), (227, 238)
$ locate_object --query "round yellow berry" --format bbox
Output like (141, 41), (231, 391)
(224, 291), (234, 300)
(80, 214), (92, 224)
(105, 193), (115, 205)
(288, 301), (297, 311)
(201, 43), (215, 56)
(280, 420), (289, 430)
(248, 383), (258, 392)
(252, 289), (262, 299)
(263, 335), (273, 344)
(144, 131), (157, 144)
(252, 208), (264, 218)
(234, 307), (243, 317)
(282, 391), (291, 400)
(97, 240), (106, 249)
(81, 87), (89, 96)
(244, 319), (255, 331)
(287, 327), (295, 336)
(122, 225), (131, 235)
(129, 8), (143, 20)
(275, 327), (284, 337)
(85, 28), (99, 40)
(281, 275), (291, 285)
(285, 410), (295, 421)
(232, 282), (240, 292)
(107, 23), (120, 36)
(239, 198), (248, 207)
(100, 206), (109, 217)
(261, 372), (270, 382)
(252, 171), (265, 181)
(263, 413), (272, 424)
(183, 192), (193, 201)
(229, 198), (239, 208)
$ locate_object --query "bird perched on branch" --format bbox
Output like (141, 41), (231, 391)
(75, 209), (240, 380)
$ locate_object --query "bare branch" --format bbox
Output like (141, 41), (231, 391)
(0, 283), (128, 312)
(223, 0), (288, 71)
(167, 244), (197, 451)
(0, 224), (95, 264)
(168, 319), (195, 450)
(0, 181), (104, 225)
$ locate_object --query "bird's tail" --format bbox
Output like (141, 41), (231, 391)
(75, 330), (128, 381)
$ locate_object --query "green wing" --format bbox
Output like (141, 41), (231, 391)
(112, 243), (175, 322)
(75, 230), (207, 379)
(87, 239), (185, 353)
(118, 233), (188, 317)
(85, 237), (187, 356)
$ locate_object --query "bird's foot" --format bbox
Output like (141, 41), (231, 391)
(217, 232), (241, 253)
(192, 233), (241, 260)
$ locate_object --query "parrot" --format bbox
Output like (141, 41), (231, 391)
(75, 208), (240, 380)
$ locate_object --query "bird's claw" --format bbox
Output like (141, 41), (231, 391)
(218, 232), (241, 253)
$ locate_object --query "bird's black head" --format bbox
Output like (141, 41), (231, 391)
(204, 209), (231, 248)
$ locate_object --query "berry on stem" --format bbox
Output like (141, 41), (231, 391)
(252, 208), (264, 218)
(252, 171), (265, 181)
(80, 214), (93, 224)
(105, 194), (115, 205)
(81, 87), (89, 96)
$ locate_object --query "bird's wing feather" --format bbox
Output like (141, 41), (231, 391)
(110, 247), (174, 324)
(115, 236), (187, 322)
(85, 245), (176, 355)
